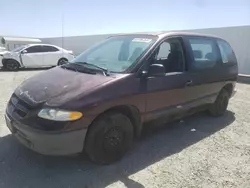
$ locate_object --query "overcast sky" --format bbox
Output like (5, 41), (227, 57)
(1, 0), (250, 37)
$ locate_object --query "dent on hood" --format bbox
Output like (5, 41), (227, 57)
(16, 73), (83, 104)
(15, 67), (117, 106)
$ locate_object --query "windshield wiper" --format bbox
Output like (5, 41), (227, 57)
(74, 62), (110, 76)
(61, 63), (96, 74)
(61, 64), (78, 72)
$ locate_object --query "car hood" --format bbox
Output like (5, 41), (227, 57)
(0, 51), (10, 55)
(14, 67), (117, 106)
(1, 51), (18, 58)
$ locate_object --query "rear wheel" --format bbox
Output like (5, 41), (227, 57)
(5, 60), (20, 71)
(85, 112), (134, 164)
(208, 89), (229, 116)
(58, 58), (68, 66)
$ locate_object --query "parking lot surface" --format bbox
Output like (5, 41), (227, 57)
(0, 69), (249, 188)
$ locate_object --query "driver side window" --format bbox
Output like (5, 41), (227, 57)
(157, 42), (170, 60)
(154, 38), (185, 73)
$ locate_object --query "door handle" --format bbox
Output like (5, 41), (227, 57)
(185, 80), (193, 86)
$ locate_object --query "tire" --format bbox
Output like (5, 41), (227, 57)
(58, 58), (68, 66)
(208, 89), (229, 116)
(85, 112), (134, 164)
(5, 60), (20, 71)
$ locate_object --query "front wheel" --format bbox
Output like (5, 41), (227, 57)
(85, 112), (134, 164)
(208, 89), (229, 116)
(5, 60), (20, 71)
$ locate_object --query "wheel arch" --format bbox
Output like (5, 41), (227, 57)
(222, 83), (234, 97)
(87, 105), (142, 139)
(58, 57), (68, 65)
(2, 58), (21, 68)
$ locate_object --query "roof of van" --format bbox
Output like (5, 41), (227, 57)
(112, 31), (223, 40)
(159, 31), (222, 39)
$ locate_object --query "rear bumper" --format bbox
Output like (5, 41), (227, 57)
(5, 114), (87, 156)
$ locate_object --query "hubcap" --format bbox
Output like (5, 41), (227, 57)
(7, 63), (18, 70)
(103, 127), (123, 152)
(59, 59), (66, 65)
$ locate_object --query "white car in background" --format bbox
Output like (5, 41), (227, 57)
(0, 47), (7, 52)
(0, 44), (74, 70)
(0, 47), (8, 65)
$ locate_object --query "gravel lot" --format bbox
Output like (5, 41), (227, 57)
(0, 69), (249, 188)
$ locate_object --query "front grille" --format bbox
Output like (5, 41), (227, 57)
(7, 93), (37, 119)
(7, 94), (67, 131)
(15, 108), (27, 117)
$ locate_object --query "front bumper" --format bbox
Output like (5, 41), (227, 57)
(5, 114), (87, 156)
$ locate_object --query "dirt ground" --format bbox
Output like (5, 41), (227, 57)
(0, 69), (249, 188)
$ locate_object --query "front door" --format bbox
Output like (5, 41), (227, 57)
(143, 37), (194, 123)
(21, 45), (44, 67)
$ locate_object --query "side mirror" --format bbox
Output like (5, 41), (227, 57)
(21, 50), (27, 54)
(148, 64), (165, 76)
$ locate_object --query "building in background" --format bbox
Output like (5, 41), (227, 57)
(0, 36), (41, 51)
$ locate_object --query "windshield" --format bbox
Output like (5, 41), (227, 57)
(71, 35), (157, 72)
(11, 45), (28, 52)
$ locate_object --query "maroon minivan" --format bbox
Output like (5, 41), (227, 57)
(5, 32), (238, 164)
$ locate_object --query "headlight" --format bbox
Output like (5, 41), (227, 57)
(38, 108), (83, 121)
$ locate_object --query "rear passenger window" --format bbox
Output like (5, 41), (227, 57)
(188, 38), (218, 70)
(42, 46), (59, 52)
(217, 40), (236, 64)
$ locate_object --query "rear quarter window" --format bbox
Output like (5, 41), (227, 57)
(217, 40), (237, 64)
(42, 46), (59, 52)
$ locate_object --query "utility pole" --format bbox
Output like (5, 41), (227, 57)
(61, 12), (64, 48)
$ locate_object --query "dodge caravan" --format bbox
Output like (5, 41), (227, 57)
(5, 32), (238, 164)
